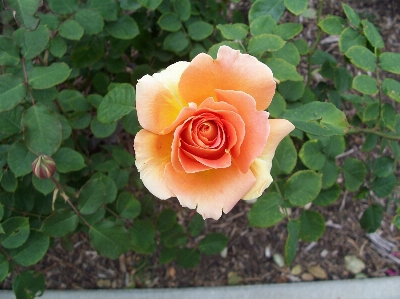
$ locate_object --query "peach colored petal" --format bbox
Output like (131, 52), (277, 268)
(178, 46), (276, 110)
(243, 119), (295, 200)
(165, 163), (256, 220)
(215, 89), (270, 173)
(136, 62), (191, 134)
(134, 130), (175, 199)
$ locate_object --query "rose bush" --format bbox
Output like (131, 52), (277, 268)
(134, 46), (294, 220)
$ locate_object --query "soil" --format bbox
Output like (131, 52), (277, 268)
(1, 0), (400, 291)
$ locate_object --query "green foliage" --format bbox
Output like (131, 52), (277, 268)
(0, 1), (398, 295)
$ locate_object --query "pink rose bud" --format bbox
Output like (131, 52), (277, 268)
(32, 155), (56, 179)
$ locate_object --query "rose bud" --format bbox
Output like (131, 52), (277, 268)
(32, 155), (56, 179)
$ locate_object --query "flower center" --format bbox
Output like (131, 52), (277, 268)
(198, 121), (218, 141)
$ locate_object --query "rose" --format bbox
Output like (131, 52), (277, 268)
(134, 46), (294, 220)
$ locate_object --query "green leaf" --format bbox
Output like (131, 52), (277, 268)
(119, 0), (141, 10)
(12, 271), (45, 299)
(362, 133), (379, 152)
(299, 140), (326, 170)
(198, 233), (229, 255)
(342, 3), (361, 29)
(130, 219), (156, 254)
(382, 78), (400, 103)
(28, 63), (71, 90)
(74, 9), (104, 35)
(187, 21), (214, 41)
(158, 13), (181, 32)
(371, 174), (396, 197)
(339, 27), (366, 53)
(58, 20), (84, 40)
(273, 135), (297, 175)
(352, 75), (378, 95)
(285, 219), (300, 266)
(268, 92), (286, 118)
(0, 217), (29, 249)
(32, 175), (55, 195)
(334, 67), (352, 94)
(274, 23), (303, 40)
(188, 213), (204, 237)
(0, 74), (26, 112)
(294, 38), (309, 55)
(97, 83), (135, 124)
(72, 37), (104, 68)
(0, 205), (3, 221)
(9, 231), (49, 266)
(8, 141), (36, 177)
(52, 147), (86, 173)
(299, 210), (325, 242)
(50, 36), (67, 58)
(78, 177), (109, 214)
(0, 36), (20, 66)
(285, 170), (322, 206)
(264, 58), (302, 81)
(57, 89), (90, 112)
(313, 183), (341, 206)
(1, 169), (17, 192)
(173, 0), (191, 21)
(21, 104), (62, 156)
(112, 148), (135, 168)
(381, 103), (396, 130)
(248, 34), (285, 55)
(40, 210), (79, 238)
(281, 102), (349, 136)
(319, 159), (339, 189)
(345, 46), (376, 72)
(318, 15), (345, 35)
(342, 158), (366, 192)
(250, 15), (277, 36)
(360, 204), (383, 233)
(3, 0), (41, 31)
(380, 52), (400, 75)
(161, 224), (188, 248)
(18, 25), (50, 59)
(0, 253), (9, 283)
(156, 209), (177, 233)
(248, 192), (284, 228)
(116, 192), (141, 220)
(363, 102), (379, 122)
(373, 156), (394, 178)
(284, 0), (307, 15)
(87, 0), (118, 21)
(47, 0), (78, 14)
(278, 80), (304, 101)
(248, 0), (285, 23)
(177, 248), (201, 268)
(106, 15), (139, 40)
(138, 0), (162, 9)
(163, 30), (190, 53)
(216, 23), (248, 40)
(89, 220), (130, 259)
(361, 20), (384, 49)
(393, 215), (400, 230)
(272, 42), (300, 66)
(91, 116), (117, 138)
(159, 247), (177, 264)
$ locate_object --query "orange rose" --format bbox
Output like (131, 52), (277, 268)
(134, 46), (294, 220)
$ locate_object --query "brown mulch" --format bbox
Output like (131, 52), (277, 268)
(1, 0), (400, 291)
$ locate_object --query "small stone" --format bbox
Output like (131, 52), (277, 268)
(273, 253), (285, 268)
(168, 267), (176, 278)
(220, 247), (228, 258)
(320, 249), (329, 258)
(345, 255), (365, 274)
(291, 265), (302, 276)
(308, 265), (327, 279)
(96, 279), (111, 288)
(301, 273), (314, 281)
(265, 246), (272, 258)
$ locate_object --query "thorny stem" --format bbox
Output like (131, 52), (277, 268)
(346, 127), (400, 140)
(307, 0), (325, 87)
(21, 57), (35, 106)
(50, 177), (92, 228)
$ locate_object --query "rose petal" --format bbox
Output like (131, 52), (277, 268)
(136, 62), (192, 134)
(165, 163), (256, 220)
(242, 119), (295, 200)
(215, 89), (270, 173)
(179, 46), (276, 111)
(134, 130), (175, 199)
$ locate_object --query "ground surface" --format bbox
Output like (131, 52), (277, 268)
(1, 0), (400, 291)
